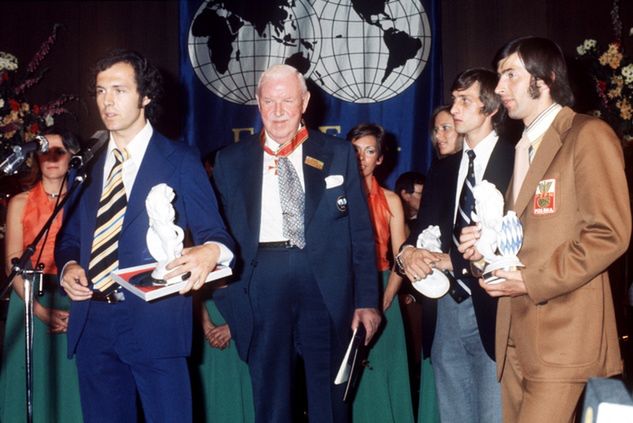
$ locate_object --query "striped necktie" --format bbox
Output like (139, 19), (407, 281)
(88, 148), (128, 293)
(448, 150), (476, 302)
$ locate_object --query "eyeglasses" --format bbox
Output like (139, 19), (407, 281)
(37, 147), (68, 160)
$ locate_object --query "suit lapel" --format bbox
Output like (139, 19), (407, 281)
(242, 139), (264, 239)
(302, 133), (331, 227)
(83, 153), (107, 242)
(122, 134), (176, 232)
(514, 108), (573, 216)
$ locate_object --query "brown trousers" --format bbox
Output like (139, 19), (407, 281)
(501, 344), (585, 423)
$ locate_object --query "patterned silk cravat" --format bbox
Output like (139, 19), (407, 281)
(88, 148), (128, 293)
(448, 149), (476, 302)
(277, 156), (306, 248)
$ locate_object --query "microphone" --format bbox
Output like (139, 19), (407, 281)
(70, 130), (109, 170)
(0, 135), (49, 175)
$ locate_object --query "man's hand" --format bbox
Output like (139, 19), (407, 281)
(457, 225), (483, 261)
(351, 308), (382, 345)
(166, 243), (220, 294)
(478, 269), (527, 297)
(60, 263), (93, 301)
(398, 247), (442, 282)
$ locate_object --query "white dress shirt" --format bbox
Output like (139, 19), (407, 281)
(453, 130), (499, 223)
(259, 130), (305, 242)
(101, 121), (233, 266)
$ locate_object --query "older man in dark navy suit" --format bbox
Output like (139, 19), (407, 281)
(213, 64), (381, 423)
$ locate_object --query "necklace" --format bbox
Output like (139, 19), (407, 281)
(45, 191), (64, 199)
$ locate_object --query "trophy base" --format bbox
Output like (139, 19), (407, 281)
(483, 257), (524, 285)
(412, 270), (450, 298)
(151, 264), (191, 286)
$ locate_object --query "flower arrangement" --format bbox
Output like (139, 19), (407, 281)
(576, 0), (633, 142)
(0, 24), (75, 146)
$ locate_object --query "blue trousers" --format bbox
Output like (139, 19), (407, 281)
(247, 247), (349, 423)
(430, 295), (501, 423)
(74, 301), (192, 423)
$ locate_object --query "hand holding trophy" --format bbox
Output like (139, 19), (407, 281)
(471, 180), (524, 284)
(145, 183), (185, 286)
(412, 225), (450, 298)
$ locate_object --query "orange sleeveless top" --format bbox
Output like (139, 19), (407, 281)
(21, 182), (63, 274)
(366, 176), (392, 271)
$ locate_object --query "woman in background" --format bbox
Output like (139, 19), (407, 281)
(0, 131), (82, 422)
(431, 105), (463, 159)
(347, 123), (413, 423)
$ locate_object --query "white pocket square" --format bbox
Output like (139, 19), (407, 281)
(325, 175), (344, 189)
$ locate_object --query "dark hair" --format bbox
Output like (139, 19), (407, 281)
(20, 129), (80, 189)
(451, 68), (504, 129)
(395, 171), (425, 195)
(494, 36), (574, 106)
(346, 123), (386, 156)
(44, 127), (80, 154)
(91, 49), (163, 122)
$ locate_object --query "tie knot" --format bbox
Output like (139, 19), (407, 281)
(113, 148), (128, 164)
(467, 149), (476, 161)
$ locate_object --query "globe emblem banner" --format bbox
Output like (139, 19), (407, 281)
(180, 0), (442, 186)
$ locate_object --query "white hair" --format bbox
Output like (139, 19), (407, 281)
(256, 64), (307, 96)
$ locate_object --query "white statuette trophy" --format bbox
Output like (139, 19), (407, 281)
(412, 225), (450, 298)
(471, 180), (524, 284)
(145, 183), (185, 286)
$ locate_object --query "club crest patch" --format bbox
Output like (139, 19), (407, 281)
(533, 178), (556, 215)
(336, 195), (348, 212)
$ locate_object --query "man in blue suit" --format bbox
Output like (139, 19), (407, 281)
(396, 69), (514, 422)
(56, 50), (233, 422)
(213, 64), (381, 422)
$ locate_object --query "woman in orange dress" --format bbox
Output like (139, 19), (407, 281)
(347, 123), (413, 423)
(0, 131), (83, 422)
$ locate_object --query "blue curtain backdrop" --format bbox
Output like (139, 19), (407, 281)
(179, 0), (442, 187)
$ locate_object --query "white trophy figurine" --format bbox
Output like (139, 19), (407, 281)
(471, 180), (524, 284)
(145, 183), (185, 286)
(412, 225), (450, 298)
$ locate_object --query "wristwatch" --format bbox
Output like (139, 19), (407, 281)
(395, 245), (414, 276)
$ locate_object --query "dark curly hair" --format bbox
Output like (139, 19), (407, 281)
(90, 49), (163, 123)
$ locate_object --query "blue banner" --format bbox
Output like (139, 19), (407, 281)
(179, 0), (442, 186)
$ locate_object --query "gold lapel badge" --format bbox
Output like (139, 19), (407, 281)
(305, 156), (324, 170)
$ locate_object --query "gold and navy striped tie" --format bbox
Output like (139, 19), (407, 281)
(88, 148), (128, 293)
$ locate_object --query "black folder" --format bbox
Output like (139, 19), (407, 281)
(334, 324), (368, 402)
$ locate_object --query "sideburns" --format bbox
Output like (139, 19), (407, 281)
(529, 76), (541, 99)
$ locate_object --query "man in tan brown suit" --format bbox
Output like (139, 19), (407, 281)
(459, 36), (631, 422)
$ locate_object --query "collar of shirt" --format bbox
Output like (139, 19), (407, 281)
(262, 128), (305, 184)
(260, 128), (306, 242)
(454, 130), (499, 221)
(462, 129), (498, 181)
(102, 121), (153, 194)
(524, 103), (562, 144)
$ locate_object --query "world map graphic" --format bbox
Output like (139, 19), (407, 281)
(188, 0), (431, 104)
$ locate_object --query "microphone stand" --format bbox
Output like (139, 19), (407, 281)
(3, 164), (91, 423)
